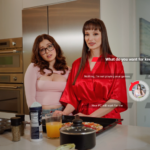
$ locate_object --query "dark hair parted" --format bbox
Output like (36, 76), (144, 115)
(73, 18), (113, 85)
(31, 34), (68, 75)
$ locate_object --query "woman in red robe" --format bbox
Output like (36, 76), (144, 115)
(55, 18), (128, 119)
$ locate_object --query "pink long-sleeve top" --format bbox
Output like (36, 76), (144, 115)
(24, 63), (70, 108)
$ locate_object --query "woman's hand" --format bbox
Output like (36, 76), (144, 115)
(75, 113), (89, 117)
(53, 110), (64, 116)
(53, 104), (75, 116)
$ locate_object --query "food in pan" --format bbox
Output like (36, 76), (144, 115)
(82, 122), (103, 132)
(62, 122), (72, 127)
(62, 122), (103, 132)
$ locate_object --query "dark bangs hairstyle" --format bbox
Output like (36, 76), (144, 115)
(31, 34), (68, 75)
(73, 18), (113, 85)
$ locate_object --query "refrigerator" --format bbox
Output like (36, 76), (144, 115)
(22, 0), (100, 114)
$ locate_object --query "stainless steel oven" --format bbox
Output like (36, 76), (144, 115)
(0, 38), (23, 113)
(0, 38), (23, 73)
(0, 83), (23, 113)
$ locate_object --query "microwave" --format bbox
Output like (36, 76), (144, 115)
(0, 37), (23, 73)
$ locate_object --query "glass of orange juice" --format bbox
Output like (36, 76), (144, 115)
(45, 113), (62, 139)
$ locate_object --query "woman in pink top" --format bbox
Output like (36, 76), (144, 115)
(24, 34), (70, 116)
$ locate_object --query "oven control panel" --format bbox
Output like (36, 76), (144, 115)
(0, 74), (23, 83)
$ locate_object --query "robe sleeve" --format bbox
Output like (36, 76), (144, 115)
(60, 62), (79, 110)
(109, 60), (128, 113)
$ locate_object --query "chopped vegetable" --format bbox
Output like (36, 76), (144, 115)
(56, 144), (75, 150)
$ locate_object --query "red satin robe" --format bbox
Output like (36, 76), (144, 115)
(60, 55), (128, 120)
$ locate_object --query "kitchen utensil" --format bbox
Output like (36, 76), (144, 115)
(0, 118), (11, 134)
(60, 115), (96, 150)
(62, 115), (123, 136)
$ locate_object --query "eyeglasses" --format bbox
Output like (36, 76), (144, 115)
(39, 44), (54, 55)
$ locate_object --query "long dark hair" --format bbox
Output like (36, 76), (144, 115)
(73, 18), (112, 84)
(31, 34), (68, 75)
(137, 84), (143, 95)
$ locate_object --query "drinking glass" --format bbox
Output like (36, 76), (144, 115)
(45, 113), (62, 139)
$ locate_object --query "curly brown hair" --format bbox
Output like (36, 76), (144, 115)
(31, 34), (68, 75)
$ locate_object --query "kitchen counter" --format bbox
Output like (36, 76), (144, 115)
(0, 124), (150, 150)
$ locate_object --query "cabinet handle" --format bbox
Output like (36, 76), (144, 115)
(0, 86), (22, 89)
(0, 50), (20, 54)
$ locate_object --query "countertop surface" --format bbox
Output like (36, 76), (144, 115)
(0, 124), (150, 150)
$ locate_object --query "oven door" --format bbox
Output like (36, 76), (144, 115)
(0, 49), (23, 73)
(0, 84), (23, 113)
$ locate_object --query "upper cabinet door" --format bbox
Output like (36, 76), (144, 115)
(48, 0), (100, 66)
(22, 6), (48, 74)
(22, 6), (48, 115)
